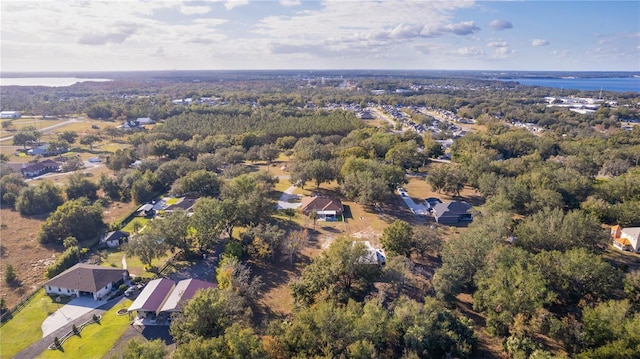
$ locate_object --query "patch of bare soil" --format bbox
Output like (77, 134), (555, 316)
(0, 201), (137, 308)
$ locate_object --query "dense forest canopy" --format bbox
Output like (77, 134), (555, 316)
(1, 71), (640, 358)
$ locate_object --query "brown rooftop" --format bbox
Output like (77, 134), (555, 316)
(44, 263), (128, 293)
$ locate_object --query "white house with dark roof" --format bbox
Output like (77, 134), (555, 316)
(300, 196), (343, 220)
(20, 159), (61, 177)
(44, 263), (129, 301)
(99, 230), (130, 248)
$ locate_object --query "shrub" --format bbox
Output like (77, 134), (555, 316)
(72, 324), (79, 335)
(45, 246), (80, 279)
(54, 337), (60, 348)
(4, 264), (17, 284)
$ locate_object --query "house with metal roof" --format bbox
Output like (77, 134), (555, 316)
(127, 278), (175, 321)
(159, 279), (217, 314)
(128, 278), (216, 325)
(44, 263), (129, 301)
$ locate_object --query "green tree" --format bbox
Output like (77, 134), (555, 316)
(473, 247), (555, 336)
(380, 220), (414, 257)
(12, 127), (38, 149)
(110, 338), (166, 359)
(4, 264), (18, 285)
(170, 288), (251, 344)
(215, 255), (263, 303)
(146, 209), (192, 256)
(38, 198), (104, 244)
(16, 180), (64, 215)
(58, 130), (78, 145)
(433, 211), (511, 302)
(99, 174), (124, 201)
(191, 197), (226, 250)
(514, 207), (608, 253)
(124, 232), (168, 269)
(65, 172), (99, 201)
(80, 134), (102, 151)
(244, 223), (286, 261)
(0, 173), (27, 208)
(412, 225), (443, 257)
(290, 237), (380, 306)
(170, 169), (220, 198)
(534, 248), (622, 306)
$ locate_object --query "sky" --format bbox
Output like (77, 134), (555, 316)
(1, 0), (639, 72)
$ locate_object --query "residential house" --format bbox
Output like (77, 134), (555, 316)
(44, 263), (129, 301)
(128, 278), (216, 324)
(20, 159), (61, 178)
(28, 144), (66, 156)
(136, 117), (155, 125)
(0, 111), (21, 119)
(164, 197), (197, 213)
(127, 278), (175, 322)
(136, 203), (154, 217)
(99, 230), (130, 248)
(432, 201), (473, 224)
(159, 279), (217, 314)
(611, 225), (640, 252)
(300, 196), (343, 220)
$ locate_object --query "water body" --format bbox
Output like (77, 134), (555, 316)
(0, 77), (112, 87)
(504, 77), (640, 93)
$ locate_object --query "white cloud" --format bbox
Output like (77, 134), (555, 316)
(551, 50), (571, 58)
(280, 0), (301, 6)
(224, 0), (250, 10)
(488, 19), (513, 31)
(440, 21), (480, 36)
(494, 46), (515, 58)
(487, 41), (508, 48)
(454, 47), (484, 57)
(531, 39), (549, 46)
(178, 5), (212, 15)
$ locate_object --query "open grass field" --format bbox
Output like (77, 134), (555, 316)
(0, 289), (52, 358)
(38, 299), (133, 359)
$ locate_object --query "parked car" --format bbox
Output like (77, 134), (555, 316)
(124, 286), (137, 297)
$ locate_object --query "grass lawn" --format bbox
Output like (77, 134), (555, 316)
(101, 248), (172, 278)
(38, 299), (133, 359)
(0, 289), (54, 358)
(164, 197), (180, 205)
(121, 218), (150, 233)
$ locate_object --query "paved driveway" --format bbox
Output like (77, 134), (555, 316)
(277, 185), (302, 210)
(398, 189), (430, 216)
(41, 296), (107, 337)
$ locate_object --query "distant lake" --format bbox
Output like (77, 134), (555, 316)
(0, 77), (113, 87)
(503, 77), (640, 93)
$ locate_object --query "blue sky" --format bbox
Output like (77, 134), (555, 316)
(1, 0), (638, 72)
